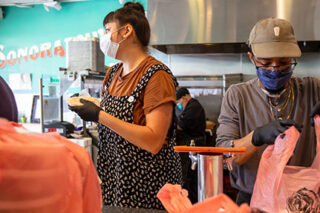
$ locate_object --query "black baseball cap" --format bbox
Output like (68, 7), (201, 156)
(176, 88), (190, 100)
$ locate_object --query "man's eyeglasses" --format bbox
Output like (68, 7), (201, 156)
(254, 58), (297, 71)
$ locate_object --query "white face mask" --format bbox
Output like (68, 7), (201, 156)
(99, 28), (125, 59)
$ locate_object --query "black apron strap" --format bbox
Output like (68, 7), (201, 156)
(104, 63), (121, 91)
(131, 64), (178, 99)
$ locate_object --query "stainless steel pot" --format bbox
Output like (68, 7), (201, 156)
(197, 153), (223, 202)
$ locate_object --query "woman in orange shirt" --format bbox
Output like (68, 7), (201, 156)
(69, 2), (182, 209)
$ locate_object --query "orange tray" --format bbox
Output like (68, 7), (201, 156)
(174, 146), (246, 154)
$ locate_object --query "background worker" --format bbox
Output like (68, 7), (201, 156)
(176, 87), (206, 204)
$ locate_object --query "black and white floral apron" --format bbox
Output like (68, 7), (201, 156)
(97, 63), (182, 209)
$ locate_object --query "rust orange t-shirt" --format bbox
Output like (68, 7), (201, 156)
(103, 56), (176, 125)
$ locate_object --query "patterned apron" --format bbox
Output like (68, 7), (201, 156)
(98, 63), (182, 209)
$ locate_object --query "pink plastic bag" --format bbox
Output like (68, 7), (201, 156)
(157, 184), (250, 213)
(157, 184), (192, 212)
(184, 193), (250, 213)
(0, 118), (102, 213)
(251, 116), (320, 213)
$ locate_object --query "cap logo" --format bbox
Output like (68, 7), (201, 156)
(274, 26), (280, 37)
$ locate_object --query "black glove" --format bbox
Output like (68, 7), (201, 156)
(310, 102), (320, 126)
(252, 120), (302, 146)
(68, 99), (101, 122)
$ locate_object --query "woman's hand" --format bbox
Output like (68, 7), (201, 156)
(68, 99), (102, 122)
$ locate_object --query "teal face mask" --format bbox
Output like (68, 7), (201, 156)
(177, 102), (183, 110)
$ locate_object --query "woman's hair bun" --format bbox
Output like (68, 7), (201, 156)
(123, 2), (145, 15)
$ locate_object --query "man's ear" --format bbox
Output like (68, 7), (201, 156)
(248, 51), (255, 65)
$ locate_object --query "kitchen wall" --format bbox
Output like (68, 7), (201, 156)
(147, 0), (320, 124)
(151, 49), (320, 79)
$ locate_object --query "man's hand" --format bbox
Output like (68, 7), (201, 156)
(68, 99), (101, 122)
(310, 102), (320, 126)
(252, 120), (302, 146)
